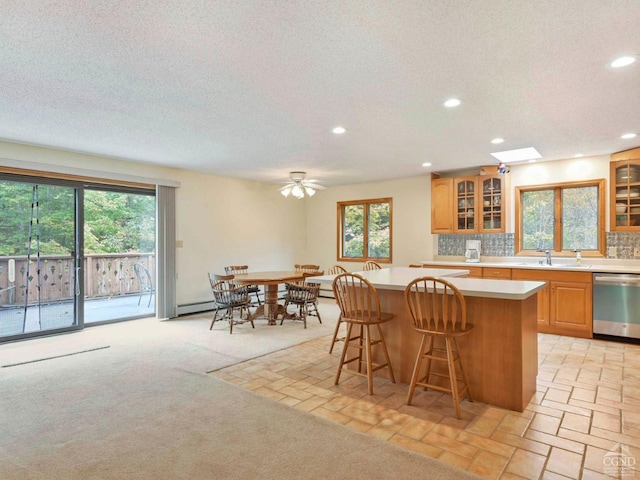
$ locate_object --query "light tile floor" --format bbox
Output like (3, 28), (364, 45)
(210, 332), (640, 479)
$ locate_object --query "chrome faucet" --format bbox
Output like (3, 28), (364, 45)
(536, 248), (552, 265)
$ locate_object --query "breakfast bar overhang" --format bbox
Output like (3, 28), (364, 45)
(313, 267), (547, 412)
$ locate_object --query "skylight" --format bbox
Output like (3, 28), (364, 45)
(490, 147), (542, 163)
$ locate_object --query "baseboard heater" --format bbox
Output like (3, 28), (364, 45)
(176, 300), (216, 316)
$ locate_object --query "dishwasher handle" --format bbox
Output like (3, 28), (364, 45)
(594, 274), (640, 286)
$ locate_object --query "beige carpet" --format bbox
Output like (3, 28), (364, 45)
(0, 301), (482, 479)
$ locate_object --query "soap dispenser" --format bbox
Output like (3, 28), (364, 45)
(575, 250), (582, 266)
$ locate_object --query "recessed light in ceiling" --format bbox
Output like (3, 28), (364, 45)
(490, 147), (542, 163)
(422, 162), (432, 167)
(621, 133), (637, 139)
(574, 154), (584, 158)
(491, 138), (504, 144)
(332, 126), (346, 134)
(443, 98), (461, 108)
(611, 56), (636, 68)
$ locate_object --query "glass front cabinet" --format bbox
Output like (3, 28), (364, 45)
(453, 174), (506, 233)
(480, 176), (504, 232)
(454, 177), (476, 232)
(611, 156), (640, 231)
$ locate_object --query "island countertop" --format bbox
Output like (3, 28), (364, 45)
(312, 266), (546, 300)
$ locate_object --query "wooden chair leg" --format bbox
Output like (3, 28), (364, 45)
(328, 316), (343, 353)
(364, 325), (374, 395)
(407, 334), (428, 405)
(335, 323), (354, 386)
(376, 324), (395, 384)
(445, 337), (461, 419)
(453, 337), (472, 402)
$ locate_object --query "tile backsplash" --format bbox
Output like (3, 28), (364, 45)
(438, 232), (640, 259)
(438, 234), (515, 257)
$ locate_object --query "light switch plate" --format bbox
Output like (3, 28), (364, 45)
(635, 247), (640, 258)
(176, 240), (184, 248)
(608, 246), (617, 258)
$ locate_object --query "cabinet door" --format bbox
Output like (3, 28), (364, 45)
(482, 267), (512, 279)
(611, 159), (640, 231)
(536, 284), (550, 328)
(431, 178), (453, 233)
(454, 177), (477, 233)
(549, 281), (592, 337)
(479, 175), (505, 233)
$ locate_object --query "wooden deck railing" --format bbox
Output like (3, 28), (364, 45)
(0, 254), (155, 306)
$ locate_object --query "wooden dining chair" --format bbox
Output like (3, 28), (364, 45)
(404, 276), (473, 419)
(224, 265), (262, 306)
(327, 265), (348, 353)
(332, 272), (396, 395)
(208, 273), (253, 334)
(363, 260), (382, 271)
(280, 272), (323, 328)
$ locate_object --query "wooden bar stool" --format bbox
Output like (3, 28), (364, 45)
(404, 276), (473, 419)
(327, 265), (348, 353)
(332, 272), (396, 395)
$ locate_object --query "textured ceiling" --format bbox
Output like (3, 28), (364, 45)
(1, 1), (639, 187)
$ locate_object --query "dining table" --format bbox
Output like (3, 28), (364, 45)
(231, 271), (319, 325)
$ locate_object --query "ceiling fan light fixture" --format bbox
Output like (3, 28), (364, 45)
(280, 186), (292, 197)
(291, 184), (304, 199)
(279, 171), (326, 199)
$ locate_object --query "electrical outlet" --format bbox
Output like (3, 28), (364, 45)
(609, 246), (618, 258)
(176, 240), (184, 248)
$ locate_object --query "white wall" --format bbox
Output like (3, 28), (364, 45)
(0, 140), (614, 308)
(304, 175), (434, 269)
(508, 154), (610, 229)
(0, 141), (306, 306)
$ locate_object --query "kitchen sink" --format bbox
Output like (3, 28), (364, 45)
(517, 262), (591, 269)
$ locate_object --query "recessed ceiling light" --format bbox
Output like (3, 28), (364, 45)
(574, 154), (584, 158)
(491, 138), (504, 144)
(332, 126), (346, 134)
(490, 147), (542, 163)
(422, 162), (432, 167)
(611, 56), (636, 68)
(443, 98), (461, 108)
(621, 133), (637, 139)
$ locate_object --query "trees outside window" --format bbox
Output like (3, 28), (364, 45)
(338, 198), (392, 262)
(515, 179), (605, 256)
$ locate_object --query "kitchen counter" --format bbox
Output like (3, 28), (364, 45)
(420, 259), (640, 274)
(314, 267), (543, 412)
(314, 266), (546, 300)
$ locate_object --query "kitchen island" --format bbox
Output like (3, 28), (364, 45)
(313, 267), (546, 412)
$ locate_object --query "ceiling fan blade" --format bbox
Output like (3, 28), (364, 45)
(278, 183), (295, 191)
(303, 182), (326, 190)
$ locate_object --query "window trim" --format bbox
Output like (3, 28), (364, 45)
(514, 179), (606, 257)
(337, 197), (393, 263)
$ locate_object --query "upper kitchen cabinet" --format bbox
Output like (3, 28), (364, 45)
(454, 176), (477, 232)
(479, 174), (506, 232)
(431, 175), (453, 233)
(611, 147), (640, 231)
(430, 168), (507, 234)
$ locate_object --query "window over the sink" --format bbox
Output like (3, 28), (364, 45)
(515, 179), (605, 256)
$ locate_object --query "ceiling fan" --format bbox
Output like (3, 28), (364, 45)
(279, 171), (326, 199)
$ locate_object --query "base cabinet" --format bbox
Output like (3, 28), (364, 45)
(511, 269), (592, 338)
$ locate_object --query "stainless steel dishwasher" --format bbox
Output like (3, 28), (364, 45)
(593, 273), (640, 339)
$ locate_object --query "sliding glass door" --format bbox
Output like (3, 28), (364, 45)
(0, 178), (79, 338)
(83, 187), (156, 324)
(0, 175), (156, 341)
